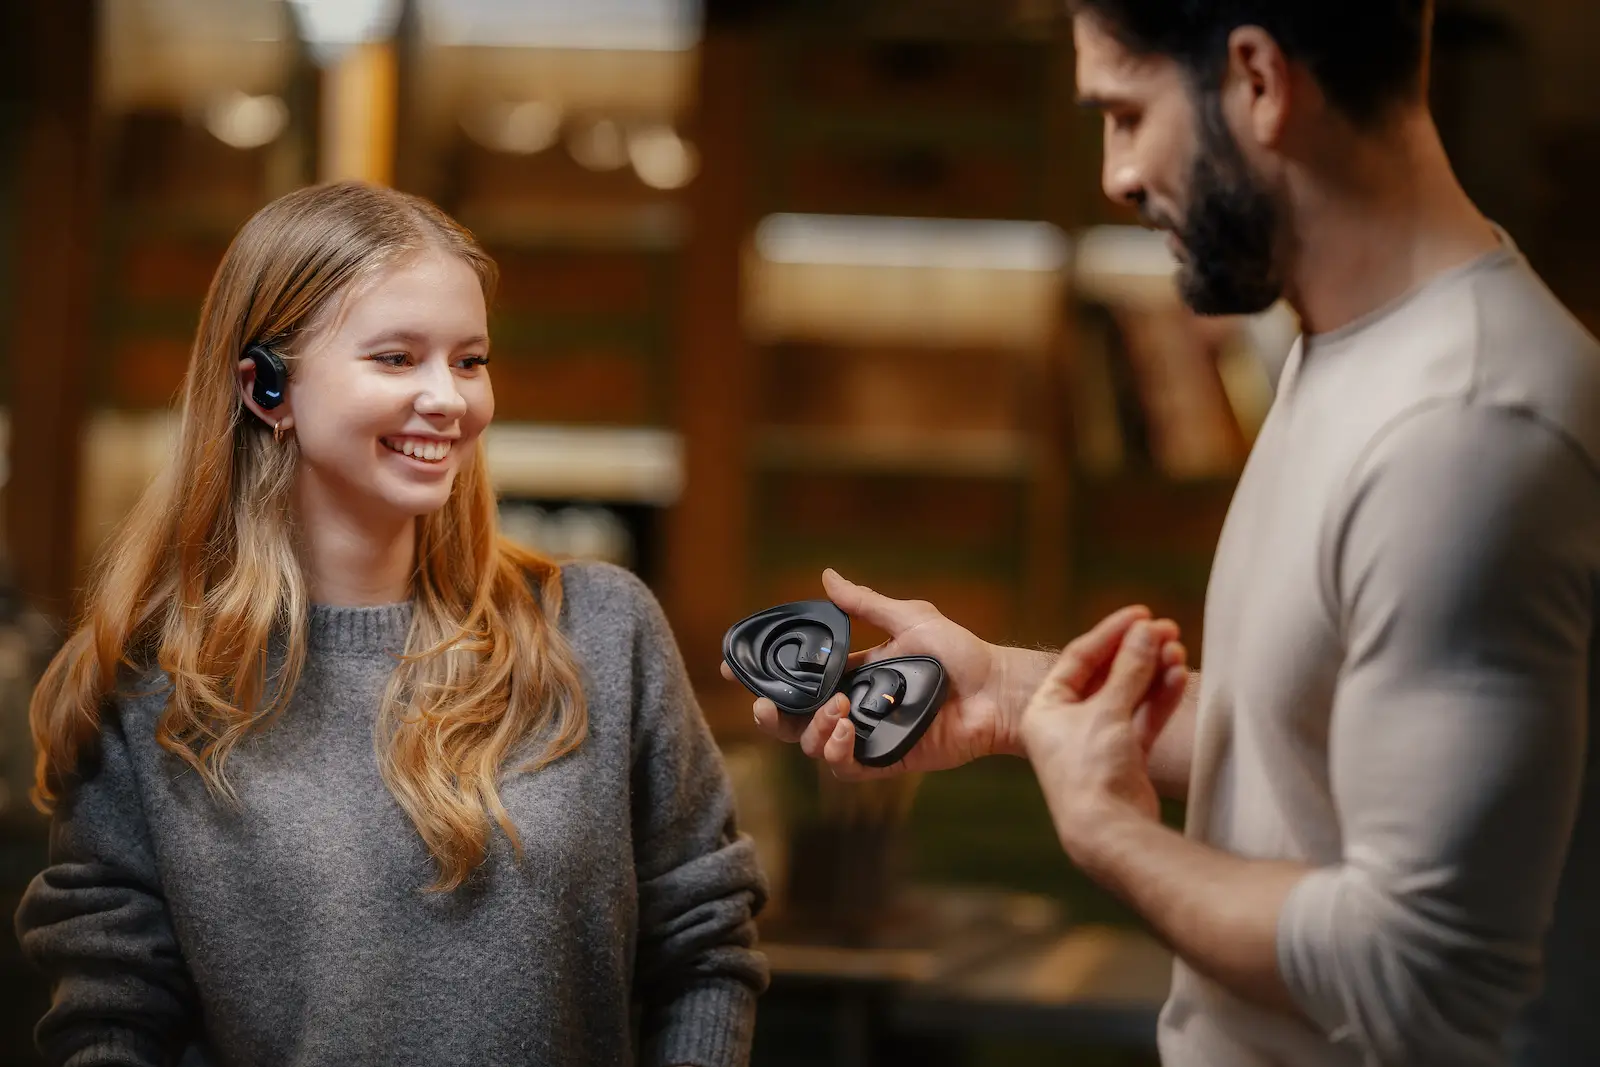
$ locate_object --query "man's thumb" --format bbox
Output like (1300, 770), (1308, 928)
(821, 568), (935, 635)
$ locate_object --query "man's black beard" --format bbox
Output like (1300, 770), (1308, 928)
(1168, 97), (1285, 317)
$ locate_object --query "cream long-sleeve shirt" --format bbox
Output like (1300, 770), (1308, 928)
(1160, 237), (1600, 1067)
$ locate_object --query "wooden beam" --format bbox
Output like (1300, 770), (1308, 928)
(662, 29), (758, 727)
(7, 0), (97, 624)
(320, 41), (398, 186)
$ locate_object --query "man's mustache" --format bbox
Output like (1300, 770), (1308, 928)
(1140, 205), (1179, 232)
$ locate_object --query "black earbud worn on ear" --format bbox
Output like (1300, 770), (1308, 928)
(245, 342), (287, 411)
(723, 600), (948, 767)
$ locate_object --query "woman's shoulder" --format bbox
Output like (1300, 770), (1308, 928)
(553, 560), (672, 646)
(556, 559), (655, 611)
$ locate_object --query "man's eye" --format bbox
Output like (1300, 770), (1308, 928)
(1109, 111), (1140, 134)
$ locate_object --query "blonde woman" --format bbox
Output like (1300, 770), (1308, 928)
(14, 181), (766, 1067)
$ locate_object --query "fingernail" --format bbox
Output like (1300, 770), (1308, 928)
(1132, 623), (1155, 652)
(833, 720), (850, 742)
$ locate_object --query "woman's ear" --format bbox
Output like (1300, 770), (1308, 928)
(237, 353), (292, 433)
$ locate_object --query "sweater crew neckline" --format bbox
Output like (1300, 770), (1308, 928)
(306, 602), (413, 654)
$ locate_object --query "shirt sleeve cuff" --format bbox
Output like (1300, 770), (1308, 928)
(1276, 866), (1359, 1044)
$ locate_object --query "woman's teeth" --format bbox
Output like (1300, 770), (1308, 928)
(382, 437), (452, 462)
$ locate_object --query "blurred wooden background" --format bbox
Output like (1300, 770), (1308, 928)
(4, 1), (1600, 1063)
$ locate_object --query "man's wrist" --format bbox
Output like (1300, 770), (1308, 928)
(1042, 790), (1165, 894)
(991, 643), (1055, 757)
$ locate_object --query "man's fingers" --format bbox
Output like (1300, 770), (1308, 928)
(1137, 653), (1191, 752)
(740, 660), (812, 743)
(753, 698), (808, 743)
(1057, 612), (1172, 700)
(1054, 605), (1155, 697)
(798, 693), (852, 759)
(1162, 638), (1186, 668)
(822, 712), (862, 769)
(819, 714), (906, 782)
(1142, 664), (1190, 742)
(1096, 620), (1164, 715)
(821, 568), (939, 636)
(754, 686), (900, 781)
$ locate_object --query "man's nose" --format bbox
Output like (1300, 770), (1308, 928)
(1102, 142), (1146, 210)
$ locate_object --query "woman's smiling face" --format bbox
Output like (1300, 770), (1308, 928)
(285, 248), (495, 527)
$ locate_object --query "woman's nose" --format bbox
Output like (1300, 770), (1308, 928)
(415, 363), (468, 419)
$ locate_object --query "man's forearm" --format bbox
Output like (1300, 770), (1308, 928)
(1063, 801), (1311, 1018)
(1147, 670), (1200, 801)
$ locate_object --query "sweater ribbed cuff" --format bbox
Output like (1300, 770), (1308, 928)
(56, 1027), (170, 1067)
(646, 979), (759, 1067)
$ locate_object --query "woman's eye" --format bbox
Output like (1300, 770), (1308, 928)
(373, 352), (410, 367)
(456, 355), (491, 370)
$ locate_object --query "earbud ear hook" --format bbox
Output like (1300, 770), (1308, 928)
(243, 341), (288, 412)
(724, 601), (852, 716)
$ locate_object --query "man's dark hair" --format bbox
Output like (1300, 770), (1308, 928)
(1069, 1), (1434, 125)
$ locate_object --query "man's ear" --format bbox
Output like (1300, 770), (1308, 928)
(1224, 26), (1293, 150)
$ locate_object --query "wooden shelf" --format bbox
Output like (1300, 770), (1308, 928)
(755, 427), (1034, 480)
(485, 423), (683, 505)
(776, 110), (1043, 153)
(68, 411), (686, 568)
(755, 539), (1022, 581)
(731, 18), (1074, 662)
(459, 203), (686, 253)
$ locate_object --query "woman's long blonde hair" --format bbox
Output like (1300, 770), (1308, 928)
(30, 181), (587, 890)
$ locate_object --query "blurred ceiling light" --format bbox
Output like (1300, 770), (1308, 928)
(628, 124), (698, 190)
(287, 0), (402, 63)
(204, 90), (289, 148)
(568, 119), (630, 171)
(420, 0), (702, 52)
(101, 0), (292, 112)
(755, 214), (1071, 273)
(463, 99), (564, 155)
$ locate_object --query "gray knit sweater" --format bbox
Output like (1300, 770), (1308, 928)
(14, 562), (769, 1067)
